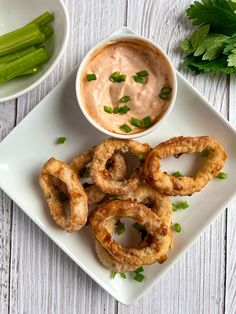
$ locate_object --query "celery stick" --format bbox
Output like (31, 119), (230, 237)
(40, 25), (53, 40)
(0, 23), (45, 57)
(18, 67), (39, 76)
(0, 46), (36, 64)
(29, 12), (54, 27)
(0, 48), (48, 83)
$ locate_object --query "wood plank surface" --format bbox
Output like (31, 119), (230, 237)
(0, 0), (235, 313)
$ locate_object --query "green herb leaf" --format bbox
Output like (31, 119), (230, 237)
(117, 222), (125, 235)
(172, 203), (179, 211)
(56, 137), (66, 144)
(119, 95), (131, 102)
(131, 117), (143, 128)
(189, 24), (210, 49)
(201, 149), (209, 157)
(143, 116), (152, 128)
(109, 71), (126, 82)
(180, 39), (195, 54)
(186, 0), (236, 36)
(120, 273), (126, 279)
(120, 124), (132, 133)
(184, 54), (236, 74)
(172, 171), (184, 178)
(136, 70), (149, 77)
(104, 105), (113, 113)
(86, 73), (97, 81)
(134, 266), (144, 273)
(161, 86), (172, 94)
(223, 35), (236, 55)
(133, 75), (145, 84)
(181, 200), (189, 209)
(134, 273), (145, 282)
(174, 223), (182, 233)
(216, 172), (227, 179)
(111, 271), (117, 279)
(227, 48), (236, 66)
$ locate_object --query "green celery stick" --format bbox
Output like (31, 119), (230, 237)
(18, 67), (39, 76)
(0, 48), (48, 83)
(0, 23), (45, 57)
(40, 25), (53, 40)
(0, 46), (37, 64)
(29, 11), (54, 27)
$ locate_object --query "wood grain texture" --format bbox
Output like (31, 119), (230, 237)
(225, 75), (236, 314)
(0, 0), (235, 313)
(0, 101), (16, 314)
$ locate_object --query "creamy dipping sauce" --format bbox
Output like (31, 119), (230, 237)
(80, 39), (174, 134)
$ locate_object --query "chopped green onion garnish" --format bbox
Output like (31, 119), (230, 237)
(111, 271), (117, 279)
(161, 86), (172, 94)
(119, 105), (130, 114)
(134, 266), (144, 273)
(58, 191), (68, 202)
(80, 167), (90, 178)
(201, 149), (209, 158)
(104, 105), (113, 113)
(133, 75), (145, 84)
(133, 222), (142, 231)
(110, 195), (120, 200)
(134, 273), (145, 282)
(120, 124), (132, 133)
(137, 154), (145, 162)
(119, 95), (131, 103)
(86, 73), (97, 81)
(120, 273), (126, 279)
(159, 92), (170, 100)
(172, 171), (184, 178)
(131, 117), (143, 128)
(172, 201), (189, 211)
(216, 172), (227, 179)
(113, 106), (120, 114)
(117, 222), (125, 235)
(136, 70), (149, 77)
(181, 200), (189, 209)
(143, 116), (152, 128)
(56, 137), (66, 144)
(174, 223), (182, 233)
(172, 203), (179, 211)
(109, 71), (126, 82)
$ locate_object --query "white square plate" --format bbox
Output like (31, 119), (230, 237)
(1, 28), (236, 305)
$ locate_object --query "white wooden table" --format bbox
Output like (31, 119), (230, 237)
(1, 1), (236, 313)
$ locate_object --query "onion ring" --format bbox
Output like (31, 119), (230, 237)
(39, 157), (88, 232)
(142, 136), (227, 196)
(89, 200), (169, 267)
(70, 149), (127, 204)
(90, 138), (151, 195)
(95, 184), (173, 271)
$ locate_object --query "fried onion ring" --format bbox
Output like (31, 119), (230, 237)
(89, 200), (169, 267)
(142, 136), (227, 196)
(95, 184), (173, 271)
(39, 157), (88, 232)
(70, 149), (127, 204)
(90, 138), (151, 195)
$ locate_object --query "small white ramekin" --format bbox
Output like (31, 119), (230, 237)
(75, 27), (177, 139)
